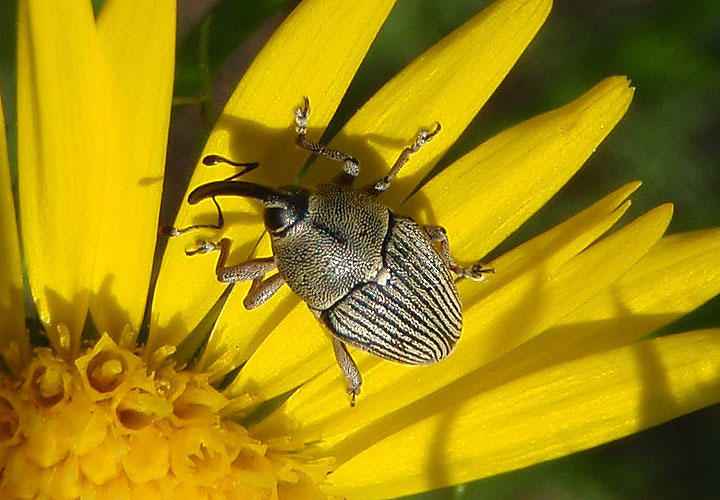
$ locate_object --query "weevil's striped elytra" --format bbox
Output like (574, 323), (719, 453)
(167, 97), (493, 406)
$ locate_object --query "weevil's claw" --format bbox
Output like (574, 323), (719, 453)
(428, 121), (442, 139)
(468, 263), (495, 282)
(413, 122), (442, 151)
(186, 239), (219, 256)
(453, 262), (494, 282)
(295, 96), (310, 134)
(347, 383), (361, 408)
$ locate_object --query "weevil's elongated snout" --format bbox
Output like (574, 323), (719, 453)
(188, 180), (284, 205)
(188, 180), (309, 235)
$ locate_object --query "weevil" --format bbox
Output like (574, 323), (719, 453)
(168, 98), (492, 405)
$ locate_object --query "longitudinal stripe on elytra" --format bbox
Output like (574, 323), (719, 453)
(389, 231), (461, 320)
(404, 236), (462, 320)
(331, 298), (425, 360)
(386, 241), (455, 321)
(393, 228), (462, 319)
(387, 240), (462, 330)
(331, 305), (426, 363)
(359, 283), (452, 358)
(329, 311), (410, 362)
(339, 297), (434, 361)
(384, 262), (461, 346)
(366, 285), (451, 358)
(352, 288), (444, 359)
(381, 258), (453, 337)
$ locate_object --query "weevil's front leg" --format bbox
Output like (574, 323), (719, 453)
(244, 273), (286, 309)
(162, 197), (225, 236)
(331, 337), (362, 407)
(186, 238), (278, 284)
(367, 122), (441, 196)
(423, 225), (494, 281)
(295, 97), (359, 186)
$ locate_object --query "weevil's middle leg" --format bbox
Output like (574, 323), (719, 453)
(295, 97), (359, 186)
(367, 122), (441, 196)
(331, 337), (362, 407)
(423, 225), (494, 281)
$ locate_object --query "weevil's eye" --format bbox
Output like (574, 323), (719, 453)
(264, 206), (295, 234)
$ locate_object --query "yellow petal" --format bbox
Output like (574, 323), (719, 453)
(199, 285), (301, 383)
(252, 204), (672, 442)
(326, 329), (720, 499)
(0, 87), (29, 370)
(17, 0), (108, 346)
(467, 181), (639, 298)
(404, 76), (634, 263)
(552, 227), (720, 355)
(149, 0), (397, 353)
(433, 228), (720, 417)
(304, 0), (551, 206)
(223, 303), (333, 403)
(90, 0), (175, 335)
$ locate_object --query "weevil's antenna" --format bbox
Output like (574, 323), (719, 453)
(202, 155), (260, 181)
(160, 156), (261, 237)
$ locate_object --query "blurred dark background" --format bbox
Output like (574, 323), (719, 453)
(1, 0), (719, 498)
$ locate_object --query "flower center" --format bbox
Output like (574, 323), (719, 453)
(0, 331), (334, 499)
(0, 397), (18, 442)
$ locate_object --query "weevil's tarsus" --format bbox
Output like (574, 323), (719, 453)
(424, 225), (494, 282)
(295, 97), (359, 186)
(294, 96), (311, 135)
(185, 238), (220, 256)
(331, 337), (362, 407)
(459, 263), (495, 282)
(161, 196), (225, 236)
(367, 122), (442, 196)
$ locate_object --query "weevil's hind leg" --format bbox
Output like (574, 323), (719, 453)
(331, 337), (362, 407)
(244, 273), (286, 309)
(186, 238), (278, 283)
(295, 97), (359, 187)
(366, 122), (441, 196)
(423, 225), (494, 281)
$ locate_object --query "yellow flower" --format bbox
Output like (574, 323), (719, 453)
(1, 0), (719, 498)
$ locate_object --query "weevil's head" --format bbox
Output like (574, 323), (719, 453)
(188, 181), (309, 236)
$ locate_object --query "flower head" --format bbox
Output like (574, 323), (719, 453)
(2, 0), (720, 498)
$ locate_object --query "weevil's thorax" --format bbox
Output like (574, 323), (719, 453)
(270, 183), (390, 310)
